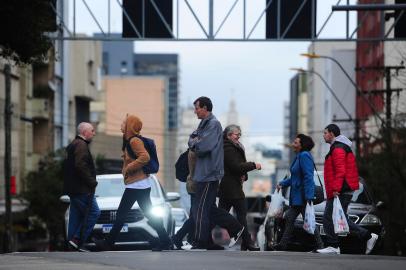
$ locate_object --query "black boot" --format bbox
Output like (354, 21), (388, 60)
(172, 235), (183, 250)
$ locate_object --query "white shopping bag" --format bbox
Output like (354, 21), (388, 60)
(332, 196), (350, 235)
(257, 223), (266, 251)
(303, 202), (316, 234)
(268, 189), (284, 218)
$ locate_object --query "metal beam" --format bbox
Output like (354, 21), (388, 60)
(333, 4), (406, 11)
(53, 0), (406, 42)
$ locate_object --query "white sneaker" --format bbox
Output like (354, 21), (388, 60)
(316, 246), (340, 254)
(181, 241), (193, 250)
(365, 233), (378, 255)
(229, 226), (244, 248)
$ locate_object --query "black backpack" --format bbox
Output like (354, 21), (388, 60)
(126, 135), (159, 174)
(175, 149), (189, 182)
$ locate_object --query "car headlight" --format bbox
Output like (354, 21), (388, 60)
(359, 214), (382, 225)
(151, 206), (166, 217)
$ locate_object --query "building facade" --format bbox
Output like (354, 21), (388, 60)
(91, 77), (173, 189)
(95, 36), (179, 191)
(306, 42), (356, 167)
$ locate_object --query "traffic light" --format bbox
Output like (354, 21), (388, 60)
(122, 0), (173, 38)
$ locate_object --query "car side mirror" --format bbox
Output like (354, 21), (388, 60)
(166, 192), (180, 202)
(59, 195), (70, 204)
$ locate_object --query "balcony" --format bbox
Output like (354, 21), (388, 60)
(31, 98), (49, 120)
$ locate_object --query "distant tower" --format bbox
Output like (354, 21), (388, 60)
(227, 95), (239, 125)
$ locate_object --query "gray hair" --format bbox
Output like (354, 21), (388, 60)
(77, 122), (92, 135)
(223, 124), (241, 139)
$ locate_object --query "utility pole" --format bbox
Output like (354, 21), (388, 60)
(3, 64), (12, 253)
(356, 65), (405, 152)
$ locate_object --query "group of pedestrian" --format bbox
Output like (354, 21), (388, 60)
(172, 97), (262, 251)
(63, 96), (378, 255)
(273, 124), (378, 255)
(63, 115), (172, 252)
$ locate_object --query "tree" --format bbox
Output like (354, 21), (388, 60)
(358, 127), (406, 256)
(23, 150), (66, 250)
(0, 0), (56, 65)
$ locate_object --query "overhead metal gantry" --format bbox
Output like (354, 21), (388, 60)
(50, 0), (406, 41)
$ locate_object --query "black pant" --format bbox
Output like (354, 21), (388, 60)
(174, 195), (196, 242)
(323, 194), (370, 248)
(218, 197), (251, 245)
(279, 205), (324, 249)
(193, 181), (243, 247)
(106, 188), (170, 246)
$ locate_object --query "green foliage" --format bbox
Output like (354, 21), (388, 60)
(358, 128), (406, 256)
(0, 0), (55, 65)
(23, 149), (66, 250)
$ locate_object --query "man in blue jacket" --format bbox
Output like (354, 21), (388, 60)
(188, 96), (244, 249)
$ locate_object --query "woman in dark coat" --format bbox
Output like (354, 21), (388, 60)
(218, 124), (261, 251)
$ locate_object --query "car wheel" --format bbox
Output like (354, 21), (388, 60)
(264, 218), (283, 250)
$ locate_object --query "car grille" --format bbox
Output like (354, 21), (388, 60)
(97, 209), (144, 224)
(315, 214), (359, 224)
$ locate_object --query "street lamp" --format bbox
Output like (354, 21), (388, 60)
(290, 67), (360, 156)
(290, 67), (354, 122)
(300, 53), (386, 126)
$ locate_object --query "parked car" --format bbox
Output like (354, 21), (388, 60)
(257, 172), (385, 254)
(171, 208), (189, 234)
(60, 174), (180, 249)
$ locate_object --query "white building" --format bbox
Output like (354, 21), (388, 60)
(307, 42), (356, 167)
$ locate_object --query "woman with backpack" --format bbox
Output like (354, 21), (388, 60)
(273, 134), (324, 251)
(95, 114), (172, 251)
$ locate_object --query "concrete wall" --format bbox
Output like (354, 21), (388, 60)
(307, 42), (356, 167)
(97, 77), (169, 187)
(0, 62), (33, 198)
(67, 39), (102, 141)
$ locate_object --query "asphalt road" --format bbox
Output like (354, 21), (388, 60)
(1, 251), (406, 270)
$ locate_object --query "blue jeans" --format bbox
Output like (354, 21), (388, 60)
(68, 194), (101, 244)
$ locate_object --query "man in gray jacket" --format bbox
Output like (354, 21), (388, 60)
(188, 96), (244, 249)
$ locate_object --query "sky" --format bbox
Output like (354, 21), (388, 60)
(70, 0), (357, 148)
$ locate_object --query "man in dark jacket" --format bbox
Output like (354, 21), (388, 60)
(317, 124), (378, 255)
(63, 122), (100, 251)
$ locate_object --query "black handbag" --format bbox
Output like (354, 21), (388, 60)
(312, 166), (325, 205)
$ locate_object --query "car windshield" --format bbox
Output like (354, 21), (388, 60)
(95, 176), (161, 199)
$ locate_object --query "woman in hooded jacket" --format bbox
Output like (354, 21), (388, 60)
(95, 114), (171, 251)
(218, 125), (261, 251)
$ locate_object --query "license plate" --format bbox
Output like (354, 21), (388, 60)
(102, 224), (128, 234)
